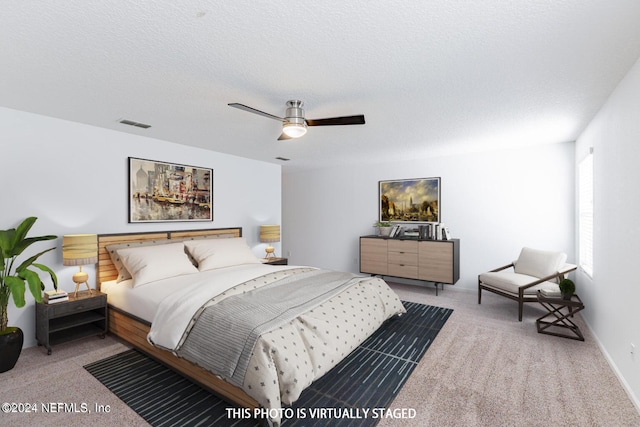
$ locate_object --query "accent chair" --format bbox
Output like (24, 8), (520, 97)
(478, 247), (577, 321)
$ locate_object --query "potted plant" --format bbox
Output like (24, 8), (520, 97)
(558, 278), (576, 300)
(374, 221), (393, 237)
(0, 217), (57, 372)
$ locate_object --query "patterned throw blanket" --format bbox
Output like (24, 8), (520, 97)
(176, 268), (364, 387)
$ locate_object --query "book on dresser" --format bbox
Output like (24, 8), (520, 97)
(44, 290), (69, 304)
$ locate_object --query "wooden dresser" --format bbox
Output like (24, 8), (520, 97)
(360, 236), (460, 294)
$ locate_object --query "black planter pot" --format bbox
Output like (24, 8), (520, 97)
(0, 327), (24, 373)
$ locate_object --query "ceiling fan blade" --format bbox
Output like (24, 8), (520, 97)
(228, 103), (285, 122)
(306, 115), (365, 126)
(277, 132), (293, 141)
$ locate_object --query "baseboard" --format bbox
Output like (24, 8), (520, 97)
(582, 318), (640, 414)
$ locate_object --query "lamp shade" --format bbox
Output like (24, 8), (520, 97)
(259, 225), (280, 243)
(62, 234), (98, 266)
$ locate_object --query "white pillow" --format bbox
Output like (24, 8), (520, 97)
(514, 247), (567, 279)
(117, 242), (199, 287)
(106, 239), (171, 282)
(184, 237), (260, 271)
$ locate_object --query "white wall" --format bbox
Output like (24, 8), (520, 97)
(1, 107), (281, 348)
(575, 57), (640, 408)
(282, 141), (575, 292)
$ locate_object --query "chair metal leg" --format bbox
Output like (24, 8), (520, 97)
(518, 301), (523, 321)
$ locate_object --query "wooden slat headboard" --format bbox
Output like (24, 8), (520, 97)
(97, 227), (242, 289)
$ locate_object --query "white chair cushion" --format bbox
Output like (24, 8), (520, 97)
(479, 271), (560, 295)
(514, 247), (567, 279)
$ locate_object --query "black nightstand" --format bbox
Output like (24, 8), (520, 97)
(263, 257), (288, 265)
(36, 290), (108, 355)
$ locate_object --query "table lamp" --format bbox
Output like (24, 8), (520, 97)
(62, 234), (98, 297)
(259, 225), (280, 259)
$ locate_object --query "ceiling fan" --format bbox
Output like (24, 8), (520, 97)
(228, 100), (365, 140)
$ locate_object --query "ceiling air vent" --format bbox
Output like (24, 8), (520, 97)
(119, 119), (151, 129)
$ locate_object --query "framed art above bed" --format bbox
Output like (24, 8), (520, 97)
(379, 177), (440, 223)
(128, 157), (213, 223)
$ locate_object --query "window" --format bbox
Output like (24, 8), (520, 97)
(578, 152), (593, 277)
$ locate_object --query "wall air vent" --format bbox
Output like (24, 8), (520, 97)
(119, 119), (152, 129)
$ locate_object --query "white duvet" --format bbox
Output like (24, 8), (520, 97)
(136, 264), (405, 426)
(147, 263), (301, 350)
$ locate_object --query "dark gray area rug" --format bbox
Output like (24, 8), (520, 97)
(84, 301), (452, 427)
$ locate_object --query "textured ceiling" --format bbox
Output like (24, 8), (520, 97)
(3, 1), (640, 171)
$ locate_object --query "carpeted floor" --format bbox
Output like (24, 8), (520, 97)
(2, 283), (639, 427)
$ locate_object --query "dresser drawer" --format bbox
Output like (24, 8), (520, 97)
(388, 239), (418, 254)
(388, 251), (418, 266)
(388, 263), (418, 279)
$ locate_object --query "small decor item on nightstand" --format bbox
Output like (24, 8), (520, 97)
(558, 278), (576, 300)
(43, 289), (69, 304)
(260, 225), (280, 258)
(62, 234), (98, 297)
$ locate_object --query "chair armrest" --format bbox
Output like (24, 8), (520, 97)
(559, 263), (577, 275)
(519, 264), (578, 292)
(489, 262), (515, 273)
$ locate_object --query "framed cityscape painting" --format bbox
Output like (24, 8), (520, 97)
(379, 177), (440, 223)
(128, 157), (213, 223)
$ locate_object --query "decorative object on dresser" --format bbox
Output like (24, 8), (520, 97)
(374, 221), (393, 236)
(379, 177), (440, 223)
(478, 247), (577, 321)
(0, 216), (58, 372)
(359, 235), (460, 295)
(36, 290), (107, 355)
(259, 224), (280, 258)
(128, 157), (213, 223)
(62, 234), (98, 297)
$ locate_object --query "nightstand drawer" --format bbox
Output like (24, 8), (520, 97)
(50, 295), (105, 317)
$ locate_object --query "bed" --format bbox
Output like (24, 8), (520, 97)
(97, 227), (406, 425)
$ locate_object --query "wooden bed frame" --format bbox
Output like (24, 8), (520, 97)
(97, 227), (259, 409)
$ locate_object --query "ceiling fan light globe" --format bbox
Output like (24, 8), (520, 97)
(282, 122), (307, 138)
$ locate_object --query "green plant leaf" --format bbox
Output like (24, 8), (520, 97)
(1, 217), (57, 327)
(12, 217), (36, 246)
(0, 228), (16, 258)
(10, 235), (57, 258)
(20, 269), (43, 303)
(15, 247), (56, 272)
(32, 263), (58, 290)
(5, 276), (26, 308)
